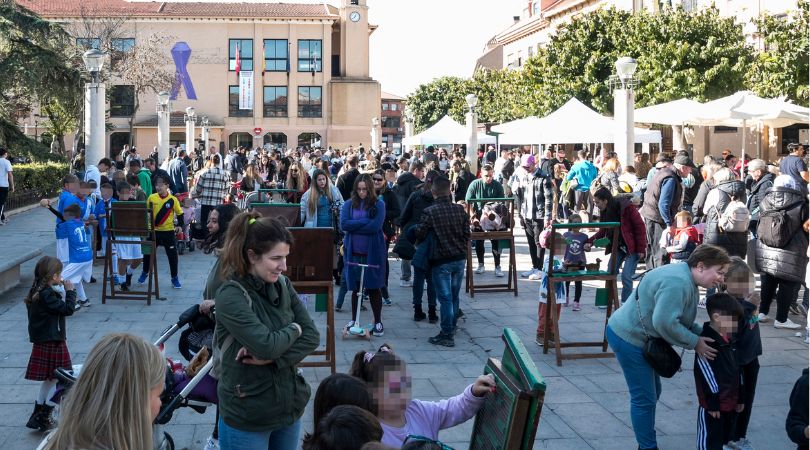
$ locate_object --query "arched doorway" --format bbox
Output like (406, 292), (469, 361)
(297, 132), (321, 149)
(228, 132), (253, 150)
(263, 132), (287, 150)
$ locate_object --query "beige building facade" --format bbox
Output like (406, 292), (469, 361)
(20, 0), (381, 158)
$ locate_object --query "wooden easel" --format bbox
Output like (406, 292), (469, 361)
(102, 202), (161, 305)
(542, 221), (621, 366)
(464, 197), (518, 297)
(256, 188), (303, 204)
(250, 203), (302, 227)
(285, 227), (336, 374)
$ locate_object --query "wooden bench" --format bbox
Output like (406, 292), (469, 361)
(0, 248), (43, 294)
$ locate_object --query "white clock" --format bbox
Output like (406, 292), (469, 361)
(350, 11), (361, 22)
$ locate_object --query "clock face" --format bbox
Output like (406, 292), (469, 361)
(350, 11), (361, 22)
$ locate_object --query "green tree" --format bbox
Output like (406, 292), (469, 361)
(41, 97), (79, 156)
(747, 0), (809, 105)
(406, 76), (472, 132)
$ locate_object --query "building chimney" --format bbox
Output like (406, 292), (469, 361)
(513, 15), (520, 23)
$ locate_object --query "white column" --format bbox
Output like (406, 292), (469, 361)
(185, 119), (195, 156)
(613, 87), (635, 169)
(84, 82), (106, 166)
(157, 109), (170, 162)
(466, 111), (478, 174)
(201, 126), (209, 151)
(371, 125), (379, 151)
(404, 118), (413, 155)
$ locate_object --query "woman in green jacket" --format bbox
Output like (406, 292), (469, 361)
(214, 211), (320, 450)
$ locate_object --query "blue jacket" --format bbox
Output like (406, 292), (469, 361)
(340, 199), (387, 289)
(565, 160), (598, 192)
(407, 226), (435, 272)
(56, 219), (93, 263)
(56, 191), (81, 225)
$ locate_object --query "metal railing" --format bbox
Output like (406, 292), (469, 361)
(5, 190), (57, 212)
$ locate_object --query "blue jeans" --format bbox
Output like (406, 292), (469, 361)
(412, 265), (436, 308)
(610, 249), (640, 303)
(431, 259), (465, 335)
(218, 417), (301, 450)
(606, 325), (661, 450)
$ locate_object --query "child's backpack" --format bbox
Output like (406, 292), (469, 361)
(757, 200), (804, 248)
(715, 200), (750, 233)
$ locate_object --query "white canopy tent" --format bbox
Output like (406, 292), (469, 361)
(634, 98), (704, 126)
(403, 115), (496, 146)
(491, 98), (662, 145)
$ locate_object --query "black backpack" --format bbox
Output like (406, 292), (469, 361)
(757, 200), (804, 248)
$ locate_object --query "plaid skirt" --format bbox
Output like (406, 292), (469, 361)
(25, 341), (72, 381)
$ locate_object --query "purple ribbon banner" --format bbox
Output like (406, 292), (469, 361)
(170, 42), (197, 100)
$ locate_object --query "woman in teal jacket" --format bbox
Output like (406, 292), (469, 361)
(214, 212), (320, 450)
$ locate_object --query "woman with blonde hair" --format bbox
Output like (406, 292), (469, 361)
(38, 333), (165, 450)
(285, 161), (309, 202)
(596, 157), (621, 194)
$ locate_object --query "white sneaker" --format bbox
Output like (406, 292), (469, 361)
(203, 436), (220, 450)
(774, 319), (802, 329)
(520, 268), (535, 278)
(757, 313), (770, 323)
(528, 269), (543, 280)
(494, 267), (504, 277)
(732, 438), (755, 450)
(475, 264), (485, 274)
(399, 279), (412, 287)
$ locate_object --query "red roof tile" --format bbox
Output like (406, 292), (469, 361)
(17, 0), (336, 19)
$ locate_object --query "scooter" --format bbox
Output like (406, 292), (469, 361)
(342, 261), (379, 340)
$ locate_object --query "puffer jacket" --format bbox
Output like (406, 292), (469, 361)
(746, 172), (775, 220)
(755, 186), (809, 283)
(704, 180), (747, 258)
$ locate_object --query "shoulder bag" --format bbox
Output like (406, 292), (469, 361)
(634, 283), (684, 378)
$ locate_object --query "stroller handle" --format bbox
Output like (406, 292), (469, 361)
(347, 262), (379, 269)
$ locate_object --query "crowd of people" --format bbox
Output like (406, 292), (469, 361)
(13, 137), (810, 449)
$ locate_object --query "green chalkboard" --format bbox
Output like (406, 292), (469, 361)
(469, 328), (546, 450)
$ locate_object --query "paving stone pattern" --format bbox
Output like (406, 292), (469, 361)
(0, 209), (805, 449)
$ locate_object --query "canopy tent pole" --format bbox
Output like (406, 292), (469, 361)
(741, 119), (747, 179)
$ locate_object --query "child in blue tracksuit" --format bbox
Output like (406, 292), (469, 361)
(54, 175), (81, 264)
(54, 204), (93, 309)
(722, 257), (762, 450)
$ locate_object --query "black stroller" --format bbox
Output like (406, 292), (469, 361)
(54, 305), (218, 450)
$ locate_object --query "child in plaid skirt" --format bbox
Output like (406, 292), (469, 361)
(24, 256), (77, 432)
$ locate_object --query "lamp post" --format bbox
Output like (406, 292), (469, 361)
(371, 117), (380, 151)
(200, 116), (210, 154)
(156, 91), (171, 162)
(403, 107), (414, 156)
(465, 93), (479, 174)
(610, 56), (637, 169)
(184, 106), (196, 156)
(82, 49), (106, 166)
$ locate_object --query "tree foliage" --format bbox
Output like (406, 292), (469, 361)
(747, 0), (809, 105)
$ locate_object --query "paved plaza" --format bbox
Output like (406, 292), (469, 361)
(0, 207), (806, 449)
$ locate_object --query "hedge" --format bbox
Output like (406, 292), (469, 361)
(11, 162), (70, 196)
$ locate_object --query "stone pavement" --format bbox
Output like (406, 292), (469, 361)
(0, 207), (806, 449)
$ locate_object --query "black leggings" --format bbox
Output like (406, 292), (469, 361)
(759, 273), (800, 323)
(0, 186), (8, 221)
(565, 281), (582, 302)
(474, 239), (501, 267)
(143, 231), (179, 278)
(352, 288), (382, 324)
(380, 241), (391, 299)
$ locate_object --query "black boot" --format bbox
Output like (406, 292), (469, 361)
(38, 404), (55, 431)
(25, 403), (43, 430)
(413, 305), (426, 321)
(428, 306), (439, 324)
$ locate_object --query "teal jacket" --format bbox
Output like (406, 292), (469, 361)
(565, 160), (598, 192)
(214, 273), (320, 432)
(608, 263), (703, 350)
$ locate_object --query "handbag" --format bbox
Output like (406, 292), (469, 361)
(634, 285), (683, 378)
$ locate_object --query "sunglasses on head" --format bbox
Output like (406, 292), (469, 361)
(404, 435), (454, 450)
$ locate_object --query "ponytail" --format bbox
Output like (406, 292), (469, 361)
(25, 256), (63, 305)
(218, 211), (294, 279)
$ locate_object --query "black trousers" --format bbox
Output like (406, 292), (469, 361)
(644, 219), (668, 269)
(731, 359), (759, 441)
(574, 190), (593, 218)
(523, 219), (545, 271)
(565, 281), (582, 302)
(759, 273), (800, 323)
(697, 406), (735, 450)
(474, 239), (501, 267)
(0, 186), (8, 221)
(143, 231), (179, 278)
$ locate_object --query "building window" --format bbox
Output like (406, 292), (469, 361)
(111, 38), (135, 53)
(110, 85), (135, 117)
(263, 39), (288, 72)
(381, 116), (401, 128)
(298, 39), (322, 72)
(76, 38), (101, 50)
(263, 86), (288, 117)
(382, 103), (389, 111)
(714, 126), (738, 133)
(229, 39), (253, 71)
(298, 86), (322, 118)
(390, 103), (398, 111)
(228, 86), (253, 117)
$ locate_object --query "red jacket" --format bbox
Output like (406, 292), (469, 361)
(588, 197), (647, 255)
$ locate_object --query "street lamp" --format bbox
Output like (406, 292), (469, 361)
(156, 91), (171, 161)
(403, 106), (414, 155)
(465, 94), (479, 174)
(610, 56), (638, 168)
(83, 49), (107, 167)
(200, 116), (210, 153)
(184, 106), (196, 156)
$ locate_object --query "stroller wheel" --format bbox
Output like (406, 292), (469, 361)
(156, 430), (174, 450)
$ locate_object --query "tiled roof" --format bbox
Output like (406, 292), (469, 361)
(17, 0), (337, 19)
(133, 111), (223, 127)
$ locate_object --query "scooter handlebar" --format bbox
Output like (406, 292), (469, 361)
(347, 262), (379, 269)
